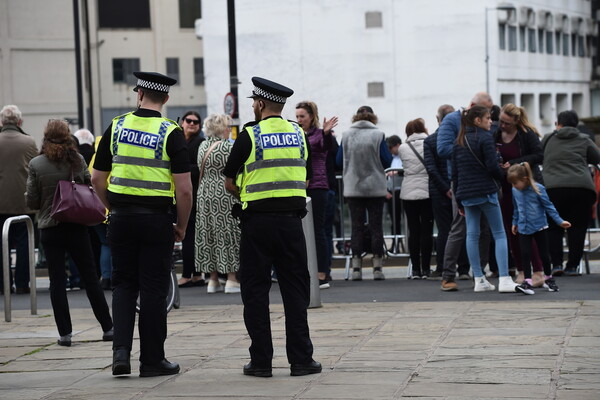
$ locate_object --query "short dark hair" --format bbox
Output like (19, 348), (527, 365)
(141, 89), (168, 104)
(557, 110), (579, 128)
(386, 135), (402, 148)
(490, 105), (501, 122)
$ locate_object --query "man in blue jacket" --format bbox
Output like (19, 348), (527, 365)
(436, 93), (493, 291)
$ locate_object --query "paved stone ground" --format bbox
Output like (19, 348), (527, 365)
(1, 299), (599, 399)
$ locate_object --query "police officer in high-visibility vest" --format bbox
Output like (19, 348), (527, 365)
(92, 71), (192, 378)
(224, 77), (321, 378)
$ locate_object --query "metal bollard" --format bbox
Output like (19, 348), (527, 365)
(302, 197), (322, 308)
(3, 215), (37, 322)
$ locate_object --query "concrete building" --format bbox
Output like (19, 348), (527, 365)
(0, 0), (206, 142)
(200, 0), (596, 138)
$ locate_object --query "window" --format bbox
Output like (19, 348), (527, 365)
(179, 0), (201, 28)
(538, 29), (544, 53)
(166, 58), (179, 84)
(99, 0), (150, 28)
(578, 35), (585, 57)
(508, 26), (517, 51)
(555, 32), (561, 56)
(193, 57), (204, 86)
(367, 82), (384, 97)
(572, 34), (577, 56)
(519, 26), (526, 51)
(365, 11), (383, 28)
(546, 31), (553, 54)
(498, 23), (506, 50)
(112, 58), (140, 85)
(563, 33), (569, 55)
(528, 28), (536, 53)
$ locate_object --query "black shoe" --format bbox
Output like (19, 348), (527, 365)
(101, 278), (111, 290)
(15, 287), (30, 294)
(192, 279), (206, 287)
(551, 267), (564, 277)
(243, 362), (272, 377)
(112, 348), (131, 376)
(290, 360), (322, 376)
(57, 334), (72, 347)
(139, 359), (180, 377)
(564, 267), (581, 276)
(102, 328), (114, 341)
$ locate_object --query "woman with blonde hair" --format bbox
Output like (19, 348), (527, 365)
(194, 114), (241, 293)
(26, 119), (113, 346)
(493, 103), (545, 286)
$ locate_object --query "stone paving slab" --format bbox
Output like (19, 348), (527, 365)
(0, 300), (599, 399)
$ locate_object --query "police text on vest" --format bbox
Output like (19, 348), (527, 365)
(118, 128), (160, 150)
(260, 132), (300, 149)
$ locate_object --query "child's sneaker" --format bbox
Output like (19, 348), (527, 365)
(543, 277), (559, 292)
(515, 281), (535, 295)
(474, 277), (495, 292)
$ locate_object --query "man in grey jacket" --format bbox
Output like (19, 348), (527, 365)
(0, 105), (38, 294)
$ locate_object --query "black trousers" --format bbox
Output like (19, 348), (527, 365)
(40, 223), (112, 336)
(402, 199), (434, 274)
(108, 213), (173, 364)
(347, 197), (385, 257)
(239, 212), (314, 368)
(181, 206), (201, 279)
(546, 188), (596, 270)
(307, 189), (329, 274)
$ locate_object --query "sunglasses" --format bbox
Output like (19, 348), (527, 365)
(184, 118), (200, 125)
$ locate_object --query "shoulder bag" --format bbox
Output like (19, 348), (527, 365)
(50, 167), (107, 226)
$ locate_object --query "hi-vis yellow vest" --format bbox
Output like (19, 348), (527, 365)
(238, 118), (308, 209)
(108, 112), (178, 199)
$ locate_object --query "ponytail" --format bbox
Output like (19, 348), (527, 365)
(457, 105), (489, 146)
(507, 161), (540, 194)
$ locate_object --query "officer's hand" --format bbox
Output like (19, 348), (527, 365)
(173, 224), (186, 242)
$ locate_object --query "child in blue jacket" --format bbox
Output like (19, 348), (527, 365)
(508, 162), (571, 294)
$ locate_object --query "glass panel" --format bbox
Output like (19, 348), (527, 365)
(546, 31), (553, 54)
(498, 24), (506, 50)
(166, 58), (180, 84)
(508, 26), (517, 51)
(193, 58), (204, 86)
(519, 26), (526, 51)
(528, 28), (536, 53)
(112, 58), (140, 85)
(99, 0), (150, 28)
(538, 29), (544, 52)
(179, 0), (201, 28)
(563, 33), (569, 56)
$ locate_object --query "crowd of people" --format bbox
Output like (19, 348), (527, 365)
(1, 75), (599, 379)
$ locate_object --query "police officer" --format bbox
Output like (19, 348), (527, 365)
(224, 77), (321, 378)
(92, 71), (192, 377)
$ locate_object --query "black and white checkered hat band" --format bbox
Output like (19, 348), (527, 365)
(253, 86), (286, 103)
(137, 79), (170, 93)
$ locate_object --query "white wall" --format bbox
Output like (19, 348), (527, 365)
(201, 0), (593, 140)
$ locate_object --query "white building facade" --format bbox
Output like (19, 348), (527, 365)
(201, 0), (595, 138)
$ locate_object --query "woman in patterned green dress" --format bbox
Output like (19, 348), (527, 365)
(194, 114), (241, 293)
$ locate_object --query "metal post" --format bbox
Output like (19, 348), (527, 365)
(3, 215), (36, 322)
(227, 0), (240, 137)
(302, 197), (322, 308)
(72, 0), (84, 129)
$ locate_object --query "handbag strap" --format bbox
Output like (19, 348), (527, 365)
(465, 136), (501, 191)
(407, 141), (426, 168)
(198, 141), (221, 182)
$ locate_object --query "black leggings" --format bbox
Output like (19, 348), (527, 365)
(518, 230), (551, 279)
(403, 199), (434, 273)
(546, 188), (595, 269)
(347, 197), (385, 257)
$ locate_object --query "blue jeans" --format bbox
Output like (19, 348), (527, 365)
(93, 224), (112, 280)
(464, 201), (508, 278)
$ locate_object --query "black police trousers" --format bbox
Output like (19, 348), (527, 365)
(108, 213), (173, 365)
(239, 212), (314, 368)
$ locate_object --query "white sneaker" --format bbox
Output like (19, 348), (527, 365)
(207, 279), (223, 294)
(474, 277), (495, 292)
(498, 276), (519, 293)
(224, 280), (241, 294)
